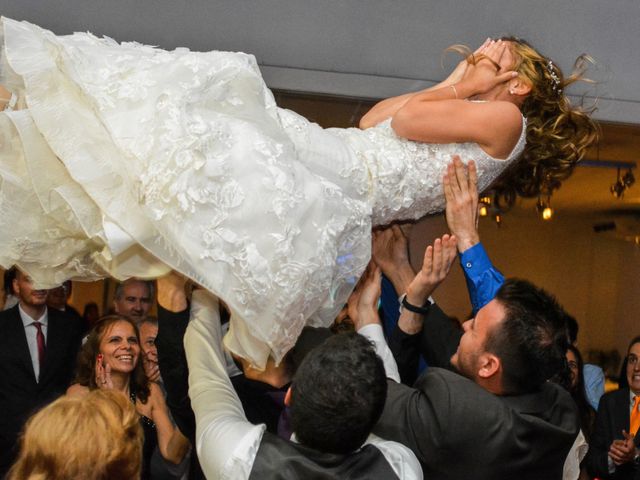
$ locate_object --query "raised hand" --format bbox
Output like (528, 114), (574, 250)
(445, 37), (492, 86)
(372, 224), (415, 294)
(95, 354), (114, 390)
(398, 234), (457, 335)
(347, 261), (382, 331)
(156, 270), (188, 312)
(459, 39), (518, 96)
(444, 156), (480, 252)
(143, 355), (161, 383)
(406, 234), (458, 305)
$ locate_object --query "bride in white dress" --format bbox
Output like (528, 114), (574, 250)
(0, 18), (596, 368)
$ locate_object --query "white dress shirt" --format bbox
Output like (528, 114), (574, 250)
(185, 290), (422, 480)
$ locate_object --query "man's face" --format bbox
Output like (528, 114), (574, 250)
(113, 281), (152, 323)
(13, 271), (48, 309)
(451, 299), (505, 381)
(627, 341), (640, 395)
(46, 285), (67, 310)
(139, 321), (158, 362)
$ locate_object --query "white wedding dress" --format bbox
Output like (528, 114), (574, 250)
(0, 18), (526, 368)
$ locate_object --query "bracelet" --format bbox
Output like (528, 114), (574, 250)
(399, 294), (431, 315)
(450, 84), (458, 99)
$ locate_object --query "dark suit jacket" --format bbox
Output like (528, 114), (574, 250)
(587, 388), (640, 480)
(388, 302), (461, 384)
(381, 301), (578, 479)
(374, 367), (579, 480)
(0, 305), (84, 474)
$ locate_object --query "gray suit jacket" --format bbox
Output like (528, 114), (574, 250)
(374, 367), (579, 480)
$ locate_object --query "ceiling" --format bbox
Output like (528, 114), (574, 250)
(1, 0), (639, 219)
(1, 0), (639, 123)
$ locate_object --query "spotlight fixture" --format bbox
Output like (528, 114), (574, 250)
(478, 194), (492, 217)
(611, 167), (636, 199)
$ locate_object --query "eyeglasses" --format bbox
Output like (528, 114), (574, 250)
(628, 354), (638, 366)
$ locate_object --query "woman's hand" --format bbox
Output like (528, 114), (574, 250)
(458, 40), (518, 96)
(135, 395), (154, 421)
(95, 354), (114, 390)
(444, 38), (492, 87)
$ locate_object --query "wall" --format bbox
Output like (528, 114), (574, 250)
(407, 209), (639, 360)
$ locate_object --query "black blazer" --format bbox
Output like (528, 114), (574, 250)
(587, 388), (640, 480)
(0, 305), (84, 474)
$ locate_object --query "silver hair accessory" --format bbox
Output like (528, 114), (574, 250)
(547, 60), (562, 94)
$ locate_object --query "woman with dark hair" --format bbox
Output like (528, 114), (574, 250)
(67, 315), (189, 479)
(567, 345), (596, 441)
(0, 18), (597, 368)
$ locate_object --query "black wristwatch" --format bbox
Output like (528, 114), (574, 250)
(399, 294), (431, 315)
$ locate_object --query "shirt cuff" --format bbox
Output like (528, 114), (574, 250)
(459, 242), (493, 274)
(358, 324), (401, 383)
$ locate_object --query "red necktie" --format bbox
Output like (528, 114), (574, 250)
(33, 321), (46, 371)
(631, 396), (640, 436)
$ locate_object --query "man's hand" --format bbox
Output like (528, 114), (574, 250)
(156, 271), (188, 312)
(444, 156), (480, 253)
(608, 430), (638, 466)
(372, 224), (416, 294)
(347, 261), (382, 331)
(399, 234), (457, 335)
(143, 355), (161, 383)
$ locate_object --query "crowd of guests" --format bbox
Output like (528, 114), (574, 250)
(0, 159), (638, 480)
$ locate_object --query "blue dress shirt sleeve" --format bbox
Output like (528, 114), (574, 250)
(459, 243), (505, 314)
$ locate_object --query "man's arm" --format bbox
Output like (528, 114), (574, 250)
(185, 289), (264, 480)
(391, 235), (460, 373)
(155, 274), (195, 440)
(444, 157), (504, 313)
(347, 261), (401, 383)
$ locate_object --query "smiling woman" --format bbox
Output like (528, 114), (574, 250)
(66, 315), (190, 479)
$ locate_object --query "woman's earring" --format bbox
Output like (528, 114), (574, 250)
(509, 88), (515, 95)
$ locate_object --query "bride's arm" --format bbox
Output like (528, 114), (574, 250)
(359, 38), (492, 129)
(392, 42), (523, 158)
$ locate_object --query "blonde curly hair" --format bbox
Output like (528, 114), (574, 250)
(491, 37), (599, 206)
(7, 389), (143, 480)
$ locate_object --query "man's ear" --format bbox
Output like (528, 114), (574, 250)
(477, 352), (501, 379)
(284, 386), (292, 407)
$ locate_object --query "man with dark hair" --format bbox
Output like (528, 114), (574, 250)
(0, 269), (84, 476)
(587, 335), (640, 479)
(460, 278), (570, 395)
(372, 235), (578, 479)
(289, 333), (388, 455)
(185, 288), (421, 479)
